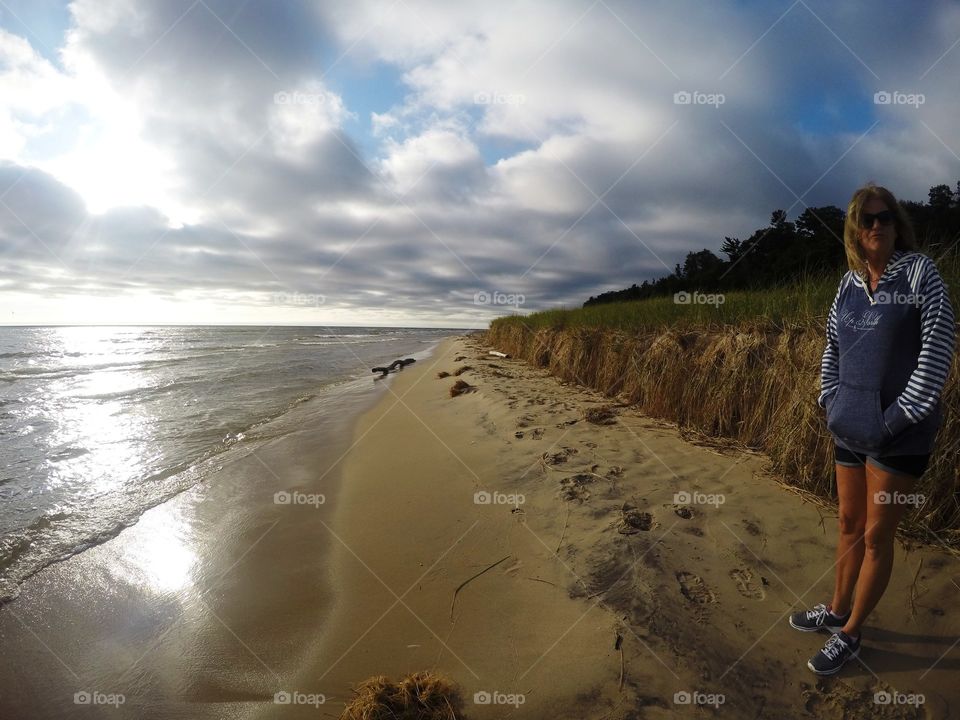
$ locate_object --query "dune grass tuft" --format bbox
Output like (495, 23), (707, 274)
(583, 405), (617, 424)
(340, 670), (464, 720)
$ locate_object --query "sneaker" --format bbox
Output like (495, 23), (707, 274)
(808, 630), (860, 675)
(788, 603), (850, 632)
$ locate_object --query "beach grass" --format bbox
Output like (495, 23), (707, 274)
(485, 249), (960, 543)
(340, 671), (463, 720)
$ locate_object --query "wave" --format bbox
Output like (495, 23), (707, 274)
(0, 349), (256, 382)
(0, 386), (328, 603)
(0, 330), (446, 603)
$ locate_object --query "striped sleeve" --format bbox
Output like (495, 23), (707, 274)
(818, 276), (844, 409)
(882, 256), (957, 436)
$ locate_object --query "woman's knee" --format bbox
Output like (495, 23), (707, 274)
(838, 509), (866, 537)
(863, 526), (895, 556)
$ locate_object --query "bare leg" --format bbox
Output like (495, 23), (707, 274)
(841, 462), (916, 637)
(830, 464), (867, 616)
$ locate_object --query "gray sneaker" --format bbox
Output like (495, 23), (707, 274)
(808, 630), (860, 675)
(789, 603), (850, 632)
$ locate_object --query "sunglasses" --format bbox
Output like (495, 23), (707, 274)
(859, 210), (895, 228)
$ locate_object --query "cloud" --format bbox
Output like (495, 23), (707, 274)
(1, 0), (959, 325)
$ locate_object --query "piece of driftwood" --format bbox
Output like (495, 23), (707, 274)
(487, 350), (509, 358)
(371, 358), (416, 376)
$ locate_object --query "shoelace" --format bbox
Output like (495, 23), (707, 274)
(806, 604), (829, 623)
(822, 633), (848, 661)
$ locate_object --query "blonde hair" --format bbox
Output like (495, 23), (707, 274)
(843, 182), (917, 278)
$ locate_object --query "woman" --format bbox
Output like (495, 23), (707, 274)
(788, 182), (956, 675)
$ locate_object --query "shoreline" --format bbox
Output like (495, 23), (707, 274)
(0, 348), (435, 719)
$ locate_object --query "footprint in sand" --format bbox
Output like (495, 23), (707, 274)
(617, 504), (654, 534)
(729, 567), (766, 600)
(542, 447), (578, 465)
(559, 474), (593, 502)
(676, 571), (716, 604)
(672, 504), (695, 520)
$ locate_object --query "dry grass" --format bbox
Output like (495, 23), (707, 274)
(340, 671), (464, 720)
(449, 379), (476, 397)
(483, 322), (960, 545)
(583, 405), (617, 425)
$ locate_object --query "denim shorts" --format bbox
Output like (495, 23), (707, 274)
(834, 445), (930, 478)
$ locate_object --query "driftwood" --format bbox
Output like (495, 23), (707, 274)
(371, 358), (416, 377)
(487, 350), (509, 358)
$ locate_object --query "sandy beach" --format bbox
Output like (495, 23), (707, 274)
(3, 334), (959, 719)
(293, 335), (960, 718)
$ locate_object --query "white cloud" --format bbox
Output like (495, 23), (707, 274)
(1, 0), (959, 325)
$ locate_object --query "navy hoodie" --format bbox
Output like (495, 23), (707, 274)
(819, 250), (956, 456)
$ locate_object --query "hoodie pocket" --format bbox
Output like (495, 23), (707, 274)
(826, 383), (889, 449)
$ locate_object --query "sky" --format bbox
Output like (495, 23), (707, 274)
(1, 0), (959, 328)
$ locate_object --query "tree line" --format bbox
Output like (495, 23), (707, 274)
(584, 183), (960, 306)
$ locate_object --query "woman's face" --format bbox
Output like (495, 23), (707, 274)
(857, 196), (897, 257)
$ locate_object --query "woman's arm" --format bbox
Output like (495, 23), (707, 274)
(883, 256), (957, 436)
(818, 278), (844, 409)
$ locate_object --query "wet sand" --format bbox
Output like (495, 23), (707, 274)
(0, 377), (392, 720)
